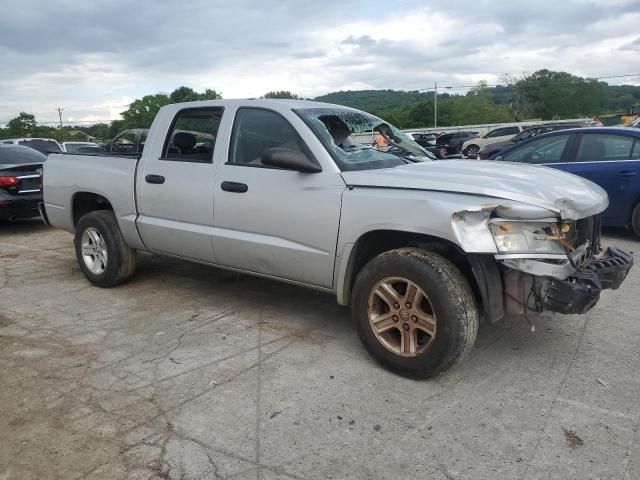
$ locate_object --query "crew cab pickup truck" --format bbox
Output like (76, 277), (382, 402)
(41, 99), (633, 378)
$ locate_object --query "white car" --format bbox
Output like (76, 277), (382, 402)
(1, 137), (63, 155)
(461, 125), (527, 158)
(62, 141), (99, 153)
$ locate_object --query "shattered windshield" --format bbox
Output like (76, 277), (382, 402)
(295, 108), (435, 171)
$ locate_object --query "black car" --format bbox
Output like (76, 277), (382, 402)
(478, 123), (590, 159)
(409, 132), (438, 148)
(0, 145), (46, 221)
(436, 131), (479, 154)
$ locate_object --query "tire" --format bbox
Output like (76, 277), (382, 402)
(74, 210), (136, 287)
(464, 145), (479, 158)
(632, 203), (640, 238)
(351, 248), (478, 379)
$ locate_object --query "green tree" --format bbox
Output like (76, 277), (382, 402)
(121, 94), (171, 129)
(263, 91), (301, 99)
(517, 70), (606, 120)
(7, 112), (37, 136)
(169, 86), (222, 103)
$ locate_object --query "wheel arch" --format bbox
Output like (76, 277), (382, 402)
(71, 191), (114, 227)
(336, 229), (503, 321)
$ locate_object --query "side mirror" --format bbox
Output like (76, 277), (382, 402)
(261, 147), (322, 173)
(494, 155), (504, 161)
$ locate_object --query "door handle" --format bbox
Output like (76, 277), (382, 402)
(617, 171), (637, 177)
(221, 181), (248, 193)
(145, 174), (165, 184)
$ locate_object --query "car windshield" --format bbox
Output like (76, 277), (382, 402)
(295, 107), (435, 171)
(0, 145), (47, 164)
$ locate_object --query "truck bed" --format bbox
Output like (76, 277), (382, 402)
(43, 153), (144, 249)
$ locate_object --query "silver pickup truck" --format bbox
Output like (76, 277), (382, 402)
(42, 99), (633, 378)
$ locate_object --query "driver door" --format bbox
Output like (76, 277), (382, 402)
(501, 133), (574, 171)
(211, 107), (345, 288)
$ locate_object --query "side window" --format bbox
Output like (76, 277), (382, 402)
(502, 134), (570, 164)
(162, 108), (223, 162)
(503, 127), (520, 136)
(228, 108), (313, 167)
(575, 134), (634, 163)
(486, 129), (503, 138)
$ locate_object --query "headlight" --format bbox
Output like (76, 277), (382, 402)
(490, 221), (566, 254)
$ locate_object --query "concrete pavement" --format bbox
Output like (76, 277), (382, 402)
(0, 219), (638, 480)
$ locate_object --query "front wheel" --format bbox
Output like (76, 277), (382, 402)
(74, 210), (136, 287)
(464, 145), (479, 158)
(351, 248), (478, 379)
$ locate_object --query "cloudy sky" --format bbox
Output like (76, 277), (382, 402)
(1, 0), (639, 125)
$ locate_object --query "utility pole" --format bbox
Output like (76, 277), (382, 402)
(56, 107), (64, 141)
(434, 82), (437, 129)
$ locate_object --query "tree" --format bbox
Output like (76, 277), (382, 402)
(121, 94), (171, 129)
(263, 91), (301, 99)
(7, 112), (37, 136)
(169, 86), (222, 103)
(517, 70), (606, 120)
(119, 87), (223, 130)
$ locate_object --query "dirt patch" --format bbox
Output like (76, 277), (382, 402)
(563, 428), (584, 449)
(0, 314), (12, 328)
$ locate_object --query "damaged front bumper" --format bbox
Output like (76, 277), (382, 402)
(502, 246), (633, 317)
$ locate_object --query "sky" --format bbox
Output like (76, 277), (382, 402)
(0, 0), (639, 125)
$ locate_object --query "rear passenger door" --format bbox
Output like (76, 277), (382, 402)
(136, 107), (223, 261)
(564, 133), (640, 226)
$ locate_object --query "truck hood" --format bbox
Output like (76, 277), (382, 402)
(340, 160), (608, 220)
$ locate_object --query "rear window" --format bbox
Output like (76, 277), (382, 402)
(18, 139), (62, 154)
(0, 146), (47, 164)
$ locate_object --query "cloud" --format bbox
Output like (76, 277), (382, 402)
(0, 0), (639, 124)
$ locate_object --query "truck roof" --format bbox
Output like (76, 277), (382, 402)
(156, 98), (355, 115)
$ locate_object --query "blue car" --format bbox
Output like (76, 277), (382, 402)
(491, 127), (640, 236)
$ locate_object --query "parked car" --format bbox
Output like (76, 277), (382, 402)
(478, 123), (590, 159)
(492, 127), (640, 236)
(408, 132), (437, 148)
(436, 131), (479, 154)
(103, 128), (149, 154)
(1, 138), (63, 155)
(625, 118), (640, 128)
(42, 100), (632, 378)
(62, 141), (100, 153)
(0, 145), (46, 221)
(461, 125), (526, 158)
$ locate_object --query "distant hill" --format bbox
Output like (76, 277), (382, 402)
(314, 89), (433, 112)
(314, 85), (640, 116)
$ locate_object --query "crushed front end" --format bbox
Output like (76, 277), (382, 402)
(495, 215), (633, 317)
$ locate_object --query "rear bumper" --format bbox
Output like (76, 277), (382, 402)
(0, 197), (41, 220)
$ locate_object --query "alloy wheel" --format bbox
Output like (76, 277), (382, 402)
(367, 277), (437, 357)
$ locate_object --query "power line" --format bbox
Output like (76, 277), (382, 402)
(26, 119), (120, 125)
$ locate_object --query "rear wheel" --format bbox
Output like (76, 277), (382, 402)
(74, 210), (136, 287)
(464, 145), (479, 158)
(351, 248), (478, 379)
